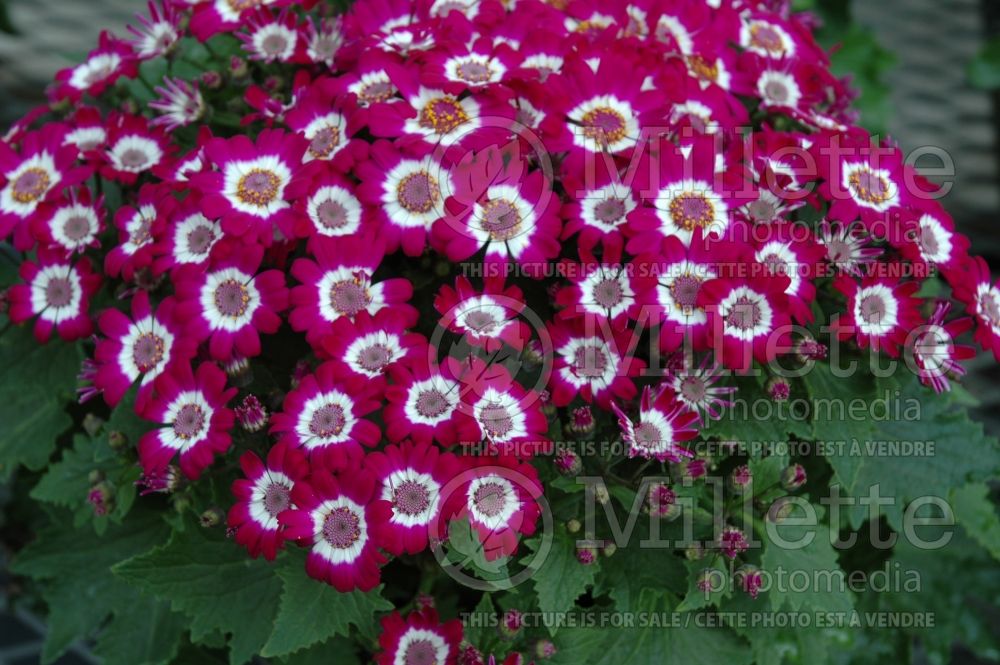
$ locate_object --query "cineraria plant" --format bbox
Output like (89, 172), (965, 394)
(0, 0), (998, 664)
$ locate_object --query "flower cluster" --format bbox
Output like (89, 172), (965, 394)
(2, 0), (998, 660)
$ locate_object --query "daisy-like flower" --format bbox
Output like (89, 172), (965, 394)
(173, 246), (289, 361)
(751, 222), (824, 324)
(126, 1), (180, 60)
(383, 353), (464, 446)
(831, 274), (922, 357)
(31, 187), (104, 254)
(303, 16), (344, 67)
(279, 462), (393, 592)
(136, 361), (236, 479)
(738, 12), (807, 60)
(698, 271), (792, 372)
(8, 247), (101, 343)
(194, 129), (308, 240)
(228, 442), (309, 560)
(149, 78), (206, 131)
(433, 275), (531, 352)
(51, 31), (137, 102)
(375, 607), (464, 665)
(816, 219), (882, 277)
(153, 196), (226, 275)
(818, 135), (909, 227)
(442, 454), (543, 561)
(356, 140), (453, 257)
(365, 439), (461, 555)
(627, 136), (753, 247)
(237, 8), (301, 63)
(105, 184), (173, 281)
(555, 244), (638, 328)
(101, 113), (172, 185)
(894, 204), (970, 277)
(909, 301), (975, 394)
(436, 145), (561, 274)
(666, 355), (735, 420)
(63, 107), (108, 158)
(453, 357), (550, 458)
(612, 385), (699, 463)
(321, 309), (424, 390)
(290, 234), (416, 348)
(189, 0), (280, 41)
(737, 56), (820, 114)
(560, 157), (639, 255)
(0, 127), (90, 247)
(953, 256), (1000, 360)
(288, 170), (368, 244)
(423, 36), (520, 91)
(343, 52), (401, 110)
(284, 80), (365, 170)
(547, 319), (645, 408)
(632, 229), (743, 353)
(92, 291), (195, 408)
(270, 363), (381, 463)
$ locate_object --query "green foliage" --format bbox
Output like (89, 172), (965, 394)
(968, 38), (1000, 90)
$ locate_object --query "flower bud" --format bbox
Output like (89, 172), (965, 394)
(795, 336), (828, 362)
(534, 639), (557, 659)
(88, 483), (113, 517)
(684, 543), (705, 560)
(229, 55), (248, 78)
(696, 568), (724, 593)
(108, 430), (128, 451)
(235, 395), (268, 432)
(88, 469), (105, 484)
(458, 643), (484, 665)
(735, 564), (763, 599)
(765, 376), (791, 402)
(554, 448), (582, 476)
(781, 463), (806, 491)
(82, 413), (105, 437)
(767, 496), (796, 523)
(200, 507), (225, 527)
(200, 70), (223, 90)
(719, 526), (749, 559)
(499, 609), (523, 639)
(223, 355), (252, 385)
(646, 482), (680, 520)
(576, 546), (597, 565)
(729, 464), (752, 494)
(566, 518), (581, 534)
(565, 406), (595, 436)
(415, 594), (435, 610)
(601, 542), (617, 557)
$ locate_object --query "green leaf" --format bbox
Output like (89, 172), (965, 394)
(702, 375), (811, 444)
(675, 558), (730, 612)
(0, 325), (81, 473)
(113, 522), (284, 665)
(525, 527), (597, 634)
(969, 38), (1000, 89)
(278, 637), (362, 665)
(11, 509), (177, 664)
(594, 538), (687, 612)
(261, 551), (392, 658)
(551, 590), (751, 665)
(93, 592), (189, 665)
(951, 482), (1000, 560)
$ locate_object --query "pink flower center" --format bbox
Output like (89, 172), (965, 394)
(133, 332), (165, 372)
(481, 199), (521, 241)
(173, 403), (206, 439)
(679, 376), (707, 403)
(397, 171), (439, 214)
(763, 79), (790, 104)
(750, 23), (784, 54)
(263, 482), (290, 517)
(44, 276), (73, 308)
(415, 389), (449, 418)
(237, 169), (281, 207)
(747, 198), (778, 222)
(322, 506), (361, 549)
(329, 277), (371, 317)
(62, 214), (92, 242)
(214, 279), (250, 318)
(824, 238), (851, 264)
(261, 33), (290, 57)
(359, 80), (394, 104)
(472, 481), (507, 517)
(479, 402), (514, 439)
(670, 193), (714, 231)
(572, 344), (609, 378)
(463, 309), (498, 334)
(419, 96), (469, 134)
(859, 294), (888, 324)
(581, 106), (627, 144)
(633, 422), (663, 449)
(669, 273), (702, 312)
(309, 126), (341, 159)
(228, 0), (263, 10)
(918, 225), (940, 258)
(12, 167), (51, 204)
(980, 291), (1000, 324)
(119, 147), (152, 169)
(393, 480), (431, 516)
(187, 225), (216, 256)
(402, 639), (438, 665)
(592, 276), (624, 309)
(594, 198), (626, 225)
(358, 343), (392, 373)
(316, 199), (348, 230)
(310, 404), (346, 437)
(725, 295), (763, 331)
(456, 60), (492, 83)
(848, 168), (890, 204)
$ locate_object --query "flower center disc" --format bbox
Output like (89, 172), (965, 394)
(358, 343), (392, 373)
(593, 277), (624, 309)
(214, 279), (250, 318)
(415, 389), (448, 418)
(316, 199), (348, 230)
(310, 404), (346, 437)
(849, 169), (891, 204)
(594, 198), (626, 225)
(581, 106), (627, 144)
(573, 345), (609, 378)
(397, 171), (439, 213)
(322, 506), (361, 548)
(457, 60), (492, 83)
(309, 126), (341, 159)
(481, 199), (521, 241)
(725, 295), (763, 331)
(473, 481), (507, 517)
(12, 167), (51, 204)
(859, 294), (887, 324)
(45, 277), (73, 307)
(264, 482), (290, 517)
(393, 480), (431, 516)
(402, 639), (438, 665)
(670, 193), (715, 231)
(237, 169), (281, 207)
(419, 96), (469, 134)
(133, 332), (165, 372)
(329, 278), (371, 317)
(174, 403), (205, 439)
(750, 23), (784, 54)
(479, 403), (514, 439)
(669, 273), (703, 313)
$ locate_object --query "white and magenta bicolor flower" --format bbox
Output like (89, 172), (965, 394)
(818, 134), (909, 228)
(954, 256), (1000, 361)
(63, 106), (108, 158)
(356, 140), (453, 257)
(105, 184), (174, 281)
(751, 222), (824, 325)
(321, 309), (424, 391)
(698, 271), (792, 372)
(816, 219), (882, 277)
(137, 361), (236, 479)
(547, 319), (645, 408)
(422, 36), (521, 91)
(560, 157), (640, 255)
(284, 79), (366, 170)
(30, 187), (105, 254)
(152, 196), (226, 275)
(290, 234), (416, 348)
(149, 78), (206, 131)
(383, 353), (464, 447)
(442, 454), (542, 561)
(280, 463), (393, 592)
(303, 16), (344, 68)
(237, 8), (302, 63)
(435, 145), (560, 274)
(612, 385), (699, 463)
(270, 363), (381, 464)
(290, 170), (370, 246)
(453, 357), (550, 458)
(832, 274), (922, 357)
(0, 127), (90, 248)
(93, 291), (195, 408)
(434, 275), (531, 353)
(375, 608), (463, 665)
(667, 356), (736, 421)
(909, 301), (975, 394)
(173, 246), (289, 361)
(194, 129), (308, 241)
(228, 442), (309, 560)
(51, 31), (137, 102)
(100, 113), (173, 185)
(189, 0), (280, 42)
(8, 247), (100, 343)
(365, 439), (461, 555)
(555, 244), (639, 329)
(894, 203), (970, 278)
(126, 1), (181, 60)
(632, 229), (743, 353)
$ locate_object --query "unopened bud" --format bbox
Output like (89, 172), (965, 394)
(765, 376), (791, 402)
(729, 464), (752, 494)
(735, 564), (763, 599)
(781, 463), (806, 491)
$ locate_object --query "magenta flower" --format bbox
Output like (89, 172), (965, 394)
(8, 247), (101, 343)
